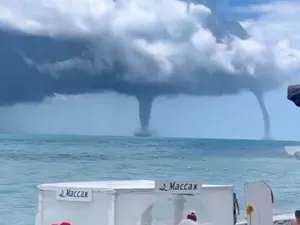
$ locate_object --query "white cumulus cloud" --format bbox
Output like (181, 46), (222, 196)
(0, 0), (299, 88)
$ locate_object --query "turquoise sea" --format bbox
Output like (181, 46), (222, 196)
(1, 135), (300, 225)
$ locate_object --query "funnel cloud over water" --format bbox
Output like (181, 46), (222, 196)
(0, 0), (299, 137)
(252, 91), (271, 139)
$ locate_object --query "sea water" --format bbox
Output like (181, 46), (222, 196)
(0, 134), (300, 225)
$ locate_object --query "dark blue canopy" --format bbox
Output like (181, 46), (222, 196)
(288, 85), (300, 106)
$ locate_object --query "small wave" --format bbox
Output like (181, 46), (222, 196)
(0, 152), (109, 162)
